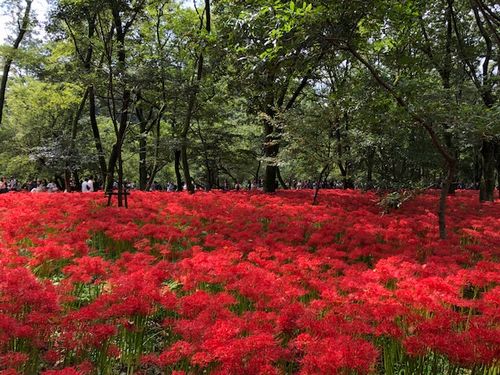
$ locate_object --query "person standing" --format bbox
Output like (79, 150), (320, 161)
(87, 176), (94, 192)
(0, 177), (7, 193)
(81, 179), (89, 192)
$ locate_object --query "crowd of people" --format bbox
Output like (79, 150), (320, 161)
(0, 175), (482, 194)
(0, 176), (95, 193)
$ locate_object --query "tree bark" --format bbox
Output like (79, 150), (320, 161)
(174, 149), (183, 192)
(263, 113), (279, 192)
(480, 140), (496, 202)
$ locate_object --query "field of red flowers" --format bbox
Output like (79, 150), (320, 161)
(0, 190), (498, 375)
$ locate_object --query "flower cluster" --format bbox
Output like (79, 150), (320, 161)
(0, 190), (498, 374)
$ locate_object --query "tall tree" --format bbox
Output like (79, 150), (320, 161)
(448, 0), (499, 201)
(215, 0), (320, 192)
(103, 0), (147, 205)
(179, 0), (211, 193)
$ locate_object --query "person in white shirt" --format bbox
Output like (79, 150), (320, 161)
(82, 179), (89, 192)
(87, 177), (94, 192)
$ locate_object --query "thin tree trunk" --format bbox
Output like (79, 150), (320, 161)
(174, 149), (183, 192)
(180, 143), (192, 192)
(277, 167), (288, 189)
(263, 122), (279, 192)
(496, 141), (500, 199)
(255, 160), (261, 181)
(89, 85), (107, 185)
(313, 164), (330, 205)
(66, 87), (90, 191)
(480, 140), (496, 201)
(366, 147), (375, 187)
(139, 119), (147, 190)
(0, 0), (32, 125)
(106, 89), (130, 197)
(146, 113), (163, 190)
(117, 154), (124, 207)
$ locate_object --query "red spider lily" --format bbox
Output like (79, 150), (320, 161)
(0, 190), (497, 373)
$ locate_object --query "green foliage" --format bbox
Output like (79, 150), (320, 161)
(0, 0), (496, 190)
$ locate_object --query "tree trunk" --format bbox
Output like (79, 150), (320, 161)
(139, 119), (147, 190)
(89, 85), (107, 185)
(146, 113), (163, 190)
(0, 0), (32, 125)
(255, 160), (261, 181)
(264, 165), (278, 192)
(66, 87), (90, 191)
(263, 116), (279, 192)
(496, 141), (500, 199)
(174, 149), (183, 192)
(106, 89), (130, 197)
(474, 149), (481, 189)
(117, 154), (124, 207)
(480, 139), (496, 201)
(366, 147), (375, 188)
(181, 143), (194, 193)
(277, 167), (288, 189)
(0, 60), (14, 125)
(313, 164), (329, 205)
(178, 0), (210, 195)
(444, 130), (457, 195)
